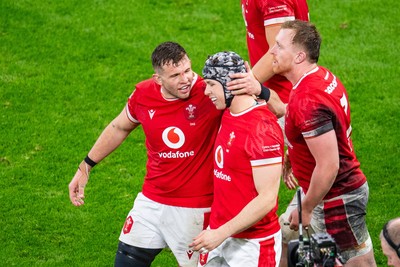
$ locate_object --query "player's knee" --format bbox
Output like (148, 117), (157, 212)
(114, 241), (162, 267)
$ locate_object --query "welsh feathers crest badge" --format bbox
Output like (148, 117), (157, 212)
(184, 104), (198, 120)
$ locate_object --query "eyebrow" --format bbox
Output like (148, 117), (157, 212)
(168, 69), (187, 78)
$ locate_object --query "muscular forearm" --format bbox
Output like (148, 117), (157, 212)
(267, 89), (286, 118)
(302, 164), (337, 213)
(87, 124), (128, 162)
(218, 194), (277, 238)
(302, 131), (339, 213)
(219, 164), (281, 237)
(69, 110), (136, 206)
(252, 24), (281, 83)
(252, 53), (275, 84)
(87, 109), (138, 163)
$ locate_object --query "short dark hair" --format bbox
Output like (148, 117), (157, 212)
(151, 42), (187, 72)
(281, 20), (321, 63)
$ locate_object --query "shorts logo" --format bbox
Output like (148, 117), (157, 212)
(186, 249), (194, 260)
(199, 252), (209, 266)
(162, 127), (185, 149)
(123, 216), (133, 234)
(215, 145), (223, 168)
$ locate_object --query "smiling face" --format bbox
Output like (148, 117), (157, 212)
(204, 79), (226, 110)
(153, 55), (194, 99)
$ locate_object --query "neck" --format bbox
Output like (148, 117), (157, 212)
(287, 63), (318, 86)
(229, 94), (258, 114)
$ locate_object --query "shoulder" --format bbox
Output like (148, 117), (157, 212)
(135, 78), (157, 91)
(192, 73), (206, 90)
(131, 78), (159, 98)
(249, 104), (280, 130)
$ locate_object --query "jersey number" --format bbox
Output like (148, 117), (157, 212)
(340, 93), (353, 151)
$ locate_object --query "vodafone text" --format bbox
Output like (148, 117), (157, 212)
(214, 169), (231, 182)
(158, 150), (194, 159)
(325, 75), (337, 94)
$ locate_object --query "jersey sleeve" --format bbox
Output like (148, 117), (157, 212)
(125, 89), (140, 124)
(294, 92), (334, 139)
(245, 119), (283, 167)
(260, 0), (296, 26)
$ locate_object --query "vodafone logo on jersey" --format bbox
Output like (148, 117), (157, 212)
(159, 127), (195, 159)
(215, 145), (224, 168)
(162, 126), (185, 149)
(214, 145), (232, 182)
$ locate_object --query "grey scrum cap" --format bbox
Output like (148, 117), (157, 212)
(202, 51), (246, 107)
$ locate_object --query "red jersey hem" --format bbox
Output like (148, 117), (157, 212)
(142, 191), (213, 208)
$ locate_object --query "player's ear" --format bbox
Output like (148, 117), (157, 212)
(152, 74), (162, 85)
(295, 51), (306, 64)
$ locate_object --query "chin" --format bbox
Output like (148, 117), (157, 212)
(179, 92), (191, 99)
(213, 103), (222, 110)
(217, 103), (227, 110)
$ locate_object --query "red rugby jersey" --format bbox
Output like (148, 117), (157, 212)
(210, 102), (283, 238)
(285, 67), (366, 199)
(241, 0), (309, 103)
(126, 74), (222, 208)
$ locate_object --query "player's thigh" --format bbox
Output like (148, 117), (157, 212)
(119, 193), (167, 249)
(225, 232), (281, 267)
(279, 188), (315, 244)
(163, 205), (211, 267)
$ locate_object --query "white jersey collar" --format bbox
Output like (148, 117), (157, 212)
(293, 66), (319, 90)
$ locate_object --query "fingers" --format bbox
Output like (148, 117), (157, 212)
(284, 176), (297, 190)
(68, 164), (89, 206)
(227, 79), (253, 96)
(244, 61), (252, 73)
(69, 180), (84, 206)
(228, 72), (247, 81)
(283, 169), (298, 190)
(290, 175), (298, 189)
(288, 211), (298, 231)
(289, 220), (299, 231)
(199, 247), (209, 254)
(189, 231), (210, 253)
(68, 183), (80, 206)
(288, 175), (298, 189)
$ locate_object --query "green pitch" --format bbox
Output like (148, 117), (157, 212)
(1, 0), (399, 266)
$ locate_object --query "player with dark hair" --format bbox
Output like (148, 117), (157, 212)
(190, 51), (284, 266)
(69, 41), (220, 266)
(68, 42), (282, 267)
(381, 218), (400, 267)
(270, 20), (377, 266)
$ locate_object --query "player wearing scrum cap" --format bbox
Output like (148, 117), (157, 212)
(190, 51), (284, 267)
(68, 43), (283, 267)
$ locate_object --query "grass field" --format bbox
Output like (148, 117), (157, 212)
(1, 0), (399, 266)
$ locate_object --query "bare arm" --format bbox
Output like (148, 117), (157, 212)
(267, 89), (286, 118)
(86, 107), (139, 162)
(252, 24), (282, 83)
(289, 130), (339, 230)
(190, 163), (282, 252)
(282, 150), (298, 190)
(227, 61), (286, 117)
(68, 107), (139, 206)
